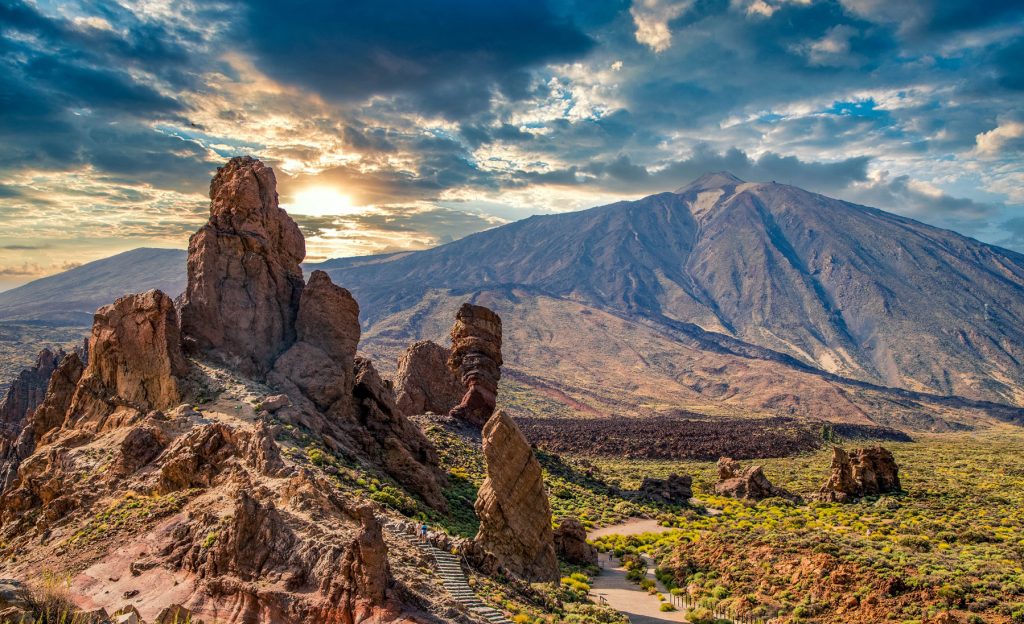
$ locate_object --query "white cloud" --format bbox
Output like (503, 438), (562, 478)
(795, 25), (859, 67)
(630, 0), (694, 53)
(974, 120), (1024, 157)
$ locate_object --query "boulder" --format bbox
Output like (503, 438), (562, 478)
(474, 410), (559, 583)
(269, 270), (360, 413)
(448, 304), (502, 427)
(65, 290), (188, 432)
(818, 446), (901, 503)
(179, 156), (305, 377)
(394, 340), (462, 416)
(637, 473), (693, 505)
(715, 457), (800, 502)
(553, 517), (598, 566)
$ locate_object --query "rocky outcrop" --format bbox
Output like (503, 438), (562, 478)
(179, 156), (305, 378)
(65, 290), (188, 431)
(349, 358), (447, 510)
(0, 349), (67, 490)
(269, 270), (360, 414)
(0, 348), (63, 436)
(24, 351), (85, 447)
(474, 409), (558, 583)
(715, 457), (800, 502)
(818, 446), (901, 503)
(448, 304), (502, 427)
(553, 517), (598, 566)
(394, 341), (462, 416)
(637, 473), (693, 505)
(158, 423), (284, 493)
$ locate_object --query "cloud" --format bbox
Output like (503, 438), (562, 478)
(235, 0), (594, 119)
(630, 0), (693, 52)
(974, 118), (1024, 156)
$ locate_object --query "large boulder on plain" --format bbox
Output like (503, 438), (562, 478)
(715, 457), (800, 502)
(474, 409), (558, 583)
(638, 473), (693, 505)
(448, 304), (502, 427)
(179, 156), (305, 378)
(553, 517), (598, 566)
(818, 446), (901, 503)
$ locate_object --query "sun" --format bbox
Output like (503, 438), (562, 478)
(288, 187), (357, 217)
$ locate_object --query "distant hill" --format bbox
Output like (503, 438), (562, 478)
(0, 248), (187, 324)
(3, 175), (1023, 430)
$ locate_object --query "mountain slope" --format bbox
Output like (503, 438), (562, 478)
(317, 173), (1024, 408)
(0, 248), (187, 324)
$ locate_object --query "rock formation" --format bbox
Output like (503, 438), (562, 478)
(715, 457), (800, 502)
(0, 348), (63, 436)
(179, 156), (305, 378)
(818, 446), (901, 502)
(65, 290), (188, 431)
(553, 517), (598, 566)
(0, 349), (66, 490)
(349, 358), (447, 510)
(270, 270), (360, 414)
(448, 304), (502, 427)
(637, 473), (693, 505)
(474, 409), (559, 583)
(394, 340), (462, 416)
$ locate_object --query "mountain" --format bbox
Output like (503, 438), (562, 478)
(4, 174), (1024, 429)
(316, 173), (1024, 413)
(0, 248), (187, 324)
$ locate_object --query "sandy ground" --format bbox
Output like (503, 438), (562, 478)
(587, 518), (673, 540)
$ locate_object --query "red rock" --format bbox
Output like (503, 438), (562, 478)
(448, 304), (502, 427)
(394, 340), (462, 416)
(818, 446), (901, 503)
(715, 457), (800, 502)
(474, 409), (558, 582)
(66, 290), (188, 431)
(180, 156), (305, 378)
(269, 270), (360, 413)
(553, 517), (598, 566)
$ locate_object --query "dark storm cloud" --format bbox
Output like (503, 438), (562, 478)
(0, 0), (217, 190)
(237, 0), (594, 119)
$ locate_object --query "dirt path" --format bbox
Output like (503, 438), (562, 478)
(587, 518), (672, 540)
(587, 520), (688, 623)
(589, 552), (688, 623)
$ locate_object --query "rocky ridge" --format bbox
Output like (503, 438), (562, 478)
(0, 157), (472, 624)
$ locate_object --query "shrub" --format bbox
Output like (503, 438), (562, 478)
(660, 603), (677, 612)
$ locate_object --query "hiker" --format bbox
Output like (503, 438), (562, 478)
(420, 522), (429, 543)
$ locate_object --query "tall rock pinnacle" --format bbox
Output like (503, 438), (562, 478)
(448, 303), (503, 427)
(180, 156), (306, 377)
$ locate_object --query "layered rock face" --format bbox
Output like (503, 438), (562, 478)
(715, 457), (800, 502)
(394, 341), (462, 416)
(66, 290), (188, 431)
(474, 409), (559, 583)
(180, 156), (305, 378)
(448, 304), (502, 427)
(818, 446), (901, 502)
(638, 473), (693, 505)
(553, 517), (598, 566)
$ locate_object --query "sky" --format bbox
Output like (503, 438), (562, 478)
(0, 0), (1022, 291)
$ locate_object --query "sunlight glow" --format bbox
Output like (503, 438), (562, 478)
(288, 187), (358, 217)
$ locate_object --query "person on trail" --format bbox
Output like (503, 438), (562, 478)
(420, 522), (428, 543)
